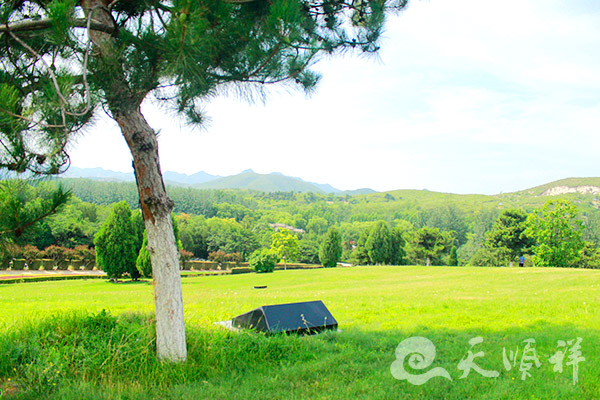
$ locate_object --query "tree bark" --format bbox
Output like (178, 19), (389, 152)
(81, 0), (187, 362)
(116, 107), (187, 362)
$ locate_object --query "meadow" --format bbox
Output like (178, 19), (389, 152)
(0, 266), (599, 399)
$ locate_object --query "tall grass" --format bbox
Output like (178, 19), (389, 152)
(0, 266), (599, 399)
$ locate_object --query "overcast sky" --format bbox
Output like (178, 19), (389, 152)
(68, 0), (600, 195)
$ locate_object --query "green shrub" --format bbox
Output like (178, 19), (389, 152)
(448, 246), (458, 266)
(249, 249), (279, 273)
(579, 242), (600, 269)
(94, 201), (139, 280)
(319, 227), (342, 268)
(231, 267), (253, 275)
(469, 247), (509, 267)
(136, 234), (152, 278)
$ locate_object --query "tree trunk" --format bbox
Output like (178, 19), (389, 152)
(81, 0), (187, 362)
(116, 108), (187, 362)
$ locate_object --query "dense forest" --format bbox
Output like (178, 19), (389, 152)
(2, 177), (600, 269)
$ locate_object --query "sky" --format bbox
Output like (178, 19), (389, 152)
(68, 0), (600, 195)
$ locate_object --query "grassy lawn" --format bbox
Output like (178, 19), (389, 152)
(0, 266), (599, 399)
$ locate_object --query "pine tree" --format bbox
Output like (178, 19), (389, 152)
(94, 201), (138, 280)
(0, 0), (407, 361)
(136, 232), (153, 278)
(406, 227), (453, 266)
(366, 221), (391, 265)
(319, 227), (342, 268)
(351, 229), (371, 266)
(448, 246), (458, 266)
(484, 209), (533, 263)
(0, 180), (70, 256)
(388, 227), (406, 265)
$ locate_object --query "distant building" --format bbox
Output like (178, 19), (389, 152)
(269, 223), (305, 235)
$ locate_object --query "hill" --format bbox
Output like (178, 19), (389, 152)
(62, 167), (348, 193)
(62, 167), (135, 182)
(193, 171), (335, 193)
(514, 177), (600, 196)
(55, 176), (600, 226)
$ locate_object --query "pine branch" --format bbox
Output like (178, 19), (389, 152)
(0, 186), (72, 238)
(0, 18), (114, 35)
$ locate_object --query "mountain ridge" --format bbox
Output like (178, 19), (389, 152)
(64, 167), (366, 194)
(60, 168), (600, 197)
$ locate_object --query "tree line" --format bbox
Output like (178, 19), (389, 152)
(2, 180), (599, 273)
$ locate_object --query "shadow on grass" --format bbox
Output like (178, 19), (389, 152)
(0, 311), (598, 400)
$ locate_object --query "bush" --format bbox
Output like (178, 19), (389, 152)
(179, 249), (193, 264)
(208, 250), (227, 263)
(43, 245), (72, 267)
(73, 245), (96, 269)
(231, 267), (253, 274)
(249, 249), (279, 273)
(21, 245), (42, 266)
(448, 246), (458, 266)
(225, 252), (244, 263)
(579, 242), (600, 269)
(469, 247), (510, 267)
(136, 234), (152, 278)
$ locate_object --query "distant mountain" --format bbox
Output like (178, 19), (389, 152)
(312, 182), (341, 193)
(163, 171), (220, 185)
(64, 167), (358, 193)
(340, 188), (377, 195)
(64, 167), (220, 186)
(193, 171), (333, 193)
(63, 167), (135, 181)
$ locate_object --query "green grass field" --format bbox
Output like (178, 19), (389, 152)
(1, 266), (599, 399)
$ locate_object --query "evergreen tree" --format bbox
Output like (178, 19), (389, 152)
(0, 180), (70, 257)
(351, 229), (371, 266)
(94, 201), (138, 280)
(389, 227), (406, 265)
(0, 0), (407, 361)
(297, 234), (321, 264)
(406, 227), (453, 266)
(366, 221), (391, 265)
(136, 232), (152, 278)
(484, 209), (533, 263)
(177, 214), (209, 259)
(448, 246), (458, 266)
(319, 227), (342, 268)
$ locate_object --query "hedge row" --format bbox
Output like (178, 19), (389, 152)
(2, 259), (326, 273)
(1, 259), (96, 271)
(0, 275), (105, 285)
